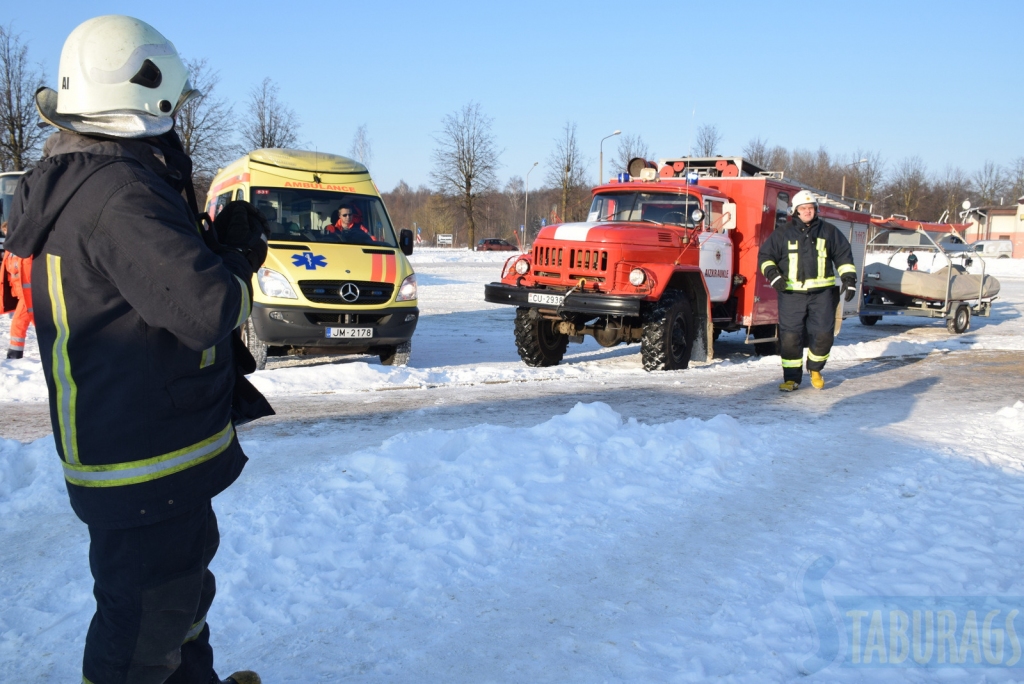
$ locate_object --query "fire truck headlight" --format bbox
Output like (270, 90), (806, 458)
(514, 259), (531, 275)
(629, 268), (647, 286)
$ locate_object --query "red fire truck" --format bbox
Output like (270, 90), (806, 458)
(484, 156), (870, 370)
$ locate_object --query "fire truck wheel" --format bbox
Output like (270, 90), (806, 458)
(379, 340), (412, 366)
(514, 307), (568, 367)
(751, 324), (779, 356)
(641, 292), (695, 371)
(859, 314), (880, 326)
(242, 318), (268, 371)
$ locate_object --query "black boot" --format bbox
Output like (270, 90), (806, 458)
(6, 349), (23, 359)
(218, 672), (261, 684)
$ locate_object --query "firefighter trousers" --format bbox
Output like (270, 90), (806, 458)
(777, 287), (839, 383)
(83, 501), (220, 684)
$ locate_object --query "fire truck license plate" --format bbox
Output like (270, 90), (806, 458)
(528, 293), (564, 306)
(325, 327), (372, 339)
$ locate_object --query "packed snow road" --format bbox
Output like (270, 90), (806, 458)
(3, 251), (1024, 682)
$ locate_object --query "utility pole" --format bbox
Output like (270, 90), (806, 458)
(599, 130), (621, 186)
(524, 161), (538, 247)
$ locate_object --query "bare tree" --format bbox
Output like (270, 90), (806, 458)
(0, 24), (46, 171)
(972, 160), (1008, 206)
(743, 137), (771, 168)
(239, 77), (299, 151)
(429, 102), (500, 247)
(611, 133), (651, 176)
(694, 123), (722, 157)
(843, 150), (885, 202)
(887, 156), (928, 217)
(929, 166), (971, 222)
(1008, 157), (1024, 203)
(174, 58), (235, 185)
(546, 121), (590, 223)
(349, 123), (372, 167)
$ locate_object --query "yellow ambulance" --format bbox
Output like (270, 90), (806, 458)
(205, 148), (417, 369)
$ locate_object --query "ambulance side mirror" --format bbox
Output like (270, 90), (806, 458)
(399, 229), (414, 256)
(722, 202), (737, 230)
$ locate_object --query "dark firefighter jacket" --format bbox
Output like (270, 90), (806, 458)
(758, 215), (857, 291)
(4, 131), (252, 529)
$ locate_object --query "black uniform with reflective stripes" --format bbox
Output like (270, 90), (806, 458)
(5, 131), (251, 529)
(5, 130), (253, 684)
(758, 214), (856, 382)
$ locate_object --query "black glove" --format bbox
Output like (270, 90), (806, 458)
(841, 274), (857, 302)
(212, 201), (270, 271)
(764, 265), (786, 293)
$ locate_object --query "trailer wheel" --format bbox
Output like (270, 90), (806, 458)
(514, 307), (568, 366)
(947, 304), (971, 335)
(750, 324), (779, 356)
(241, 318), (268, 371)
(859, 315), (881, 326)
(641, 291), (695, 371)
(379, 340), (411, 366)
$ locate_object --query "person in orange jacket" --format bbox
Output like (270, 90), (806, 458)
(1, 224), (33, 359)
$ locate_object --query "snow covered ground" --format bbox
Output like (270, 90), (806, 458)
(3, 250), (1024, 681)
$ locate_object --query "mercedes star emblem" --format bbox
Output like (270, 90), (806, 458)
(339, 282), (360, 302)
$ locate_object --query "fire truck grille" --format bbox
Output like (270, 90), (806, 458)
(298, 280), (394, 305)
(568, 248), (608, 272)
(533, 246), (564, 268)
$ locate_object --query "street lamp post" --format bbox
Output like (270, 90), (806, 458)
(599, 130), (621, 186)
(841, 158), (868, 198)
(524, 161), (538, 249)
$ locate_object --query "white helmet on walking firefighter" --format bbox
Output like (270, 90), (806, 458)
(791, 190), (818, 213)
(35, 15), (200, 138)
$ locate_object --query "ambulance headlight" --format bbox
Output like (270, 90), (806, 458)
(256, 267), (298, 299)
(514, 258), (531, 275)
(396, 273), (418, 301)
(629, 268), (647, 286)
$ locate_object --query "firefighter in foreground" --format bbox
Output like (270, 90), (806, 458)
(758, 190), (857, 391)
(1, 231), (33, 359)
(5, 16), (270, 684)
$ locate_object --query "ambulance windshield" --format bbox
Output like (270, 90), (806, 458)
(250, 187), (398, 247)
(588, 191), (703, 228)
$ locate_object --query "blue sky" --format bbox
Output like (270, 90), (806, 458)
(9, 1), (1023, 192)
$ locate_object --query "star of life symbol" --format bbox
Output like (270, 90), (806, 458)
(715, 249), (722, 262)
(339, 282), (360, 302)
(292, 252), (327, 270)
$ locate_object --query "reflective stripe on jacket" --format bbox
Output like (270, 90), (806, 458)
(758, 215), (856, 292)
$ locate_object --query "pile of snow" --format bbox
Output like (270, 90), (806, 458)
(995, 400), (1024, 431)
(6, 400), (1024, 680)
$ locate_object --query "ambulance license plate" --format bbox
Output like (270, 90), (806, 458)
(325, 327), (372, 339)
(528, 293), (564, 306)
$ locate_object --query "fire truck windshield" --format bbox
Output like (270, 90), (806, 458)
(588, 191), (703, 228)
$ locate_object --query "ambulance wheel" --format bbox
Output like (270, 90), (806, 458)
(242, 318), (268, 371)
(947, 304), (970, 335)
(641, 291), (695, 371)
(514, 307), (567, 367)
(379, 341), (411, 366)
(751, 324), (779, 356)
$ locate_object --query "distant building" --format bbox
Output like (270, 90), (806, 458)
(962, 198), (1024, 257)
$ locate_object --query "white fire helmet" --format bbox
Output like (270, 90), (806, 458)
(792, 190), (818, 212)
(35, 15), (200, 138)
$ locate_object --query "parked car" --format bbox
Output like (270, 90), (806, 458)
(971, 239), (1014, 259)
(475, 238), (518, 251)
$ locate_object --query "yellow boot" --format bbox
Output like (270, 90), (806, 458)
(810, 370), (824, 389)
(778, 380), (800, 392)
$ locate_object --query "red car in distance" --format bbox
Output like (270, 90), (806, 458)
(476, 238), (519, 251)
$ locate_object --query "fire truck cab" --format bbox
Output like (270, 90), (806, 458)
(484, 156), (868, 371)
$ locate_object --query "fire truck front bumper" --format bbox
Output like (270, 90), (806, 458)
(484, 282), (643, 317)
